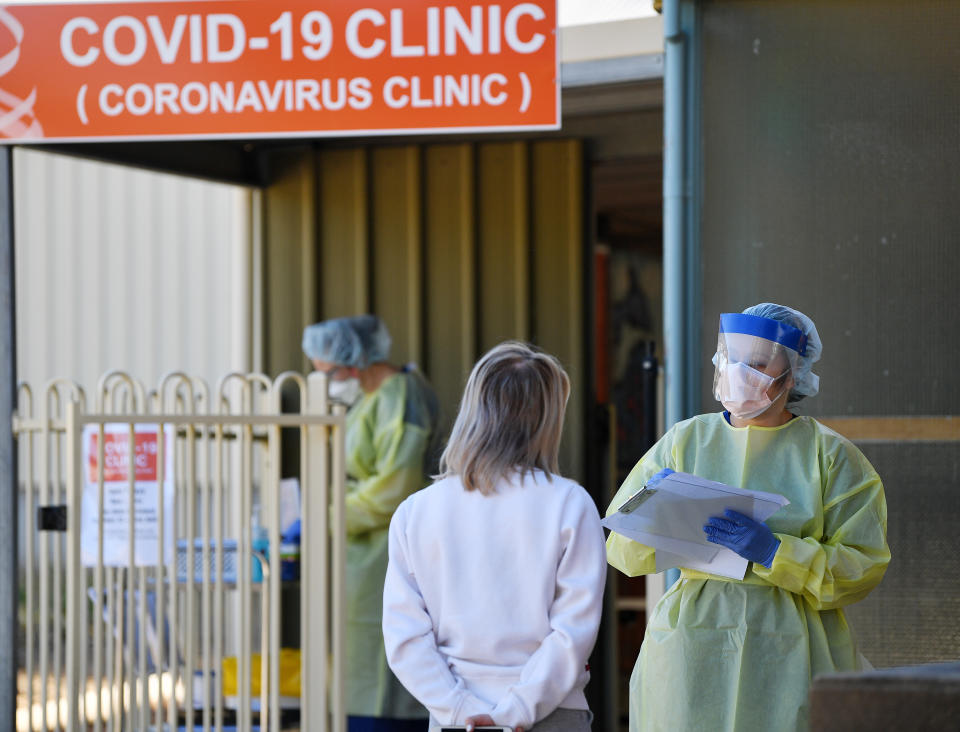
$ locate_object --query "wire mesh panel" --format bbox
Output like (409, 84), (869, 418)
(847, 442), (960, 668)
(14, 371), (346, 732)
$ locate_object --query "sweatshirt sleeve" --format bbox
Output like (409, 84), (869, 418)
(752, 435), (891, 610)
(489, 489), (607, 729)
(382, 501), (493, 723)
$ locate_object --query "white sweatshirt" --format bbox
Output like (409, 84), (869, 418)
(382, 470), (607, 730)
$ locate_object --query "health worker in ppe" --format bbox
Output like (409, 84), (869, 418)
(606, 303), (891, 732)
(303, 315), (440, 732)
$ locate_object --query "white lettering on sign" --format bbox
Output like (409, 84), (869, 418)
(146, 15), (187, 64)
(382, 73), (508, 110)
(207, 14), (245, 63)
(60, 4), (549, 67)
(96, 77), (377, 116)
(504, 3), (545, 54)
(60, 16), (99, 66)
(345, 9), (386, 60)
(103, 15), (148, 65)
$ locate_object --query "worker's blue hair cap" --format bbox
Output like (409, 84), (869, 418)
(742, 303), (822, 403)
(302, 315), (392, 368)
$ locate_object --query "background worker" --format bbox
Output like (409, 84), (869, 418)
(303, 315), (440, 732)
(606, 303), (891, 731)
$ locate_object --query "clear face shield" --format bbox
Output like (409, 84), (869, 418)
(712, 314), (807, 419)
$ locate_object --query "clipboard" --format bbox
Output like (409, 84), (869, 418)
(602, 471), (789, 579)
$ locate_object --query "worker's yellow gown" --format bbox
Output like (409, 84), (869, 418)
(344, 370), (438, 720)
(606, 413), (890, 732)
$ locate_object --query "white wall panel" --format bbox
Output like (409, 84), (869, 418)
(13, 148), (253, 398)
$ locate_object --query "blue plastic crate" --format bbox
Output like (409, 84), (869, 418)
(175, 538), (266, 583)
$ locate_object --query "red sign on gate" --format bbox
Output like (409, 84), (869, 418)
(0, 0), (559, 143)
(88, 431), (161, 482)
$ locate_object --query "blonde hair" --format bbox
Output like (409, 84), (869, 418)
(438, 341), (571, 494)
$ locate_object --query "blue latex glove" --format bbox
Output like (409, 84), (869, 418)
(703, 509), (780, 568)
(647, 467), (676, 488)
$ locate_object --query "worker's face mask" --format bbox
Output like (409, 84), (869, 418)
(715, 360), (788, 419)
(328, 377), (362, 406)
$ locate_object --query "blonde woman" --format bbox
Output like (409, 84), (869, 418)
(382, 342), (606, 732)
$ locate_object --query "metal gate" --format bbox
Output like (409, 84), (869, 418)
(14, 370), (347, 732)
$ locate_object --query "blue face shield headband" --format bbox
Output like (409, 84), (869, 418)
(719, 313), (807, 357)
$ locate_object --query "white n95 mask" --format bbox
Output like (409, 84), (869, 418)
(715, 360), (784, 419)
(328, 377), (362, 406)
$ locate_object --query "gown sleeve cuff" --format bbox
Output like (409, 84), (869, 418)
(751, 533), (817, 593)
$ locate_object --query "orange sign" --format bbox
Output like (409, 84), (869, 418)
(0, 1), (558, 142)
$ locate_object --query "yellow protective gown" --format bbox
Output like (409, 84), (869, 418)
(344, 370), (439, 720)
(606, 413), (890, 732)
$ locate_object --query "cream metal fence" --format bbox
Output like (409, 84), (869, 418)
(13, 370), (347, 732)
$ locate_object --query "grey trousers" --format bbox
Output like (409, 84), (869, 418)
(430, 708), (592, 731)
(525, 708), (592, 731)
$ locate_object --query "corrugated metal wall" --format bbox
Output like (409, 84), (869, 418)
(262, 139), (587, 480)
(14, 148), (255, 397)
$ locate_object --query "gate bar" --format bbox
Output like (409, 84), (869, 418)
(65, 400), (83, 731)
(16, 413), (343, 429)
(0, 145), (17, 732)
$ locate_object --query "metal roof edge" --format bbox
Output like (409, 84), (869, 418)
(561, 54), (664, 88)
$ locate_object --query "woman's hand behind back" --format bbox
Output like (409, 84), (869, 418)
(464, 713), (524, 732)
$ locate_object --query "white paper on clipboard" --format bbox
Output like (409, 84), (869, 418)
(601, 471), (789, 580)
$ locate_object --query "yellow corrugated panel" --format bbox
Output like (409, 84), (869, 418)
(532, 140), (585, 479)
(263, 148), (316, 376)
(371, 146), (422, 366)
(262, 138), (586, 480)
(318, 148), (369, 317)
(478, 141), (530, 348)
(425, 143), (476, 433)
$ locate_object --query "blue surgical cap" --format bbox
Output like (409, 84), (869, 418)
(302, 315), (391, 368)
(742, 303), (822, 403)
